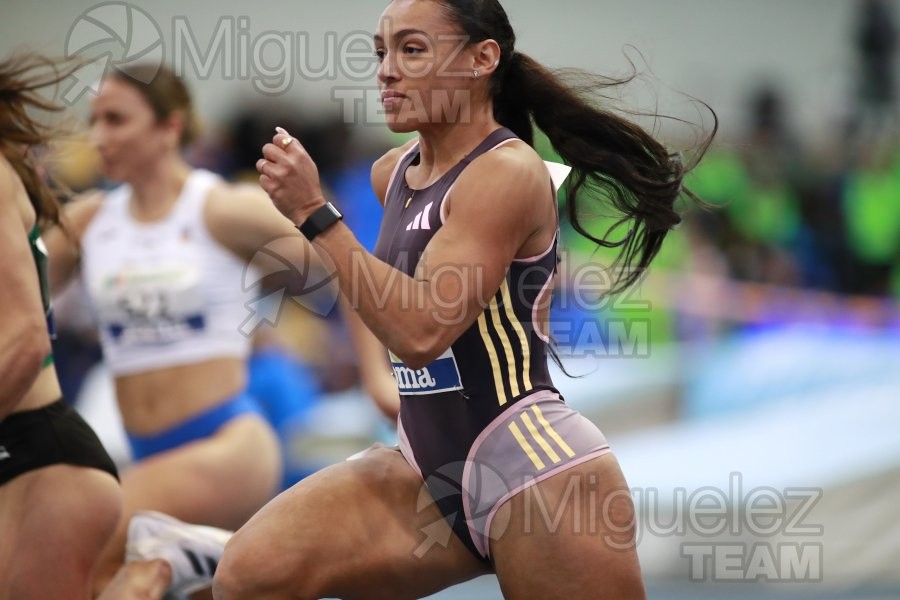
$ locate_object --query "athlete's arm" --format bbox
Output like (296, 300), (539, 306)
(0, 158), (53, 419)
(206, 183), (339, 300)
(262, 137), (551, 370)
(209, 183), (401, 417)
(42, 192), (102, 295)
(205, 183), (302, 262)
(340, 295), (399, 421)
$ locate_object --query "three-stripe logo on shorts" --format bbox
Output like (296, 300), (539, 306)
(508, 404), (576, 471)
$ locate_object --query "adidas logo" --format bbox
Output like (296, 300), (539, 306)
(0, 446), (9, 460)
(405, 201), (434, 231)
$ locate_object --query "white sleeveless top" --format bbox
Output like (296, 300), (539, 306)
(81, 170), (256, 376)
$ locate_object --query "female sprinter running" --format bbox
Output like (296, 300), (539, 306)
(43, 64), (317, 597)
(217, 0), (711, 598)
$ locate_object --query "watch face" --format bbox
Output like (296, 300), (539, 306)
(299, 202), (342, 241)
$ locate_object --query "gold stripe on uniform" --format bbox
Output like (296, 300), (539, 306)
(520, 412), (561, 464)
(478, 309), (508, 406)
(487, 294), (520, 398)
(508, 421), (546, 470)
(531, 405), (576, 458)
(499, 279), (531, 391)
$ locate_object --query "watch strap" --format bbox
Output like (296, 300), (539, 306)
(298, 202), (342, 241)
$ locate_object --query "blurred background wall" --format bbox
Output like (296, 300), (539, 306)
(0, 0), (875, 145)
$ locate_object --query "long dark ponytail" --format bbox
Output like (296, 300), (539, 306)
(437, 0), (716, 293)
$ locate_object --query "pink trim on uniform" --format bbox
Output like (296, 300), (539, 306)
(461, 389), (561, 555)
(386, 143), (420, 206)
(512, 161), (561, 264)
(513, 230), (558, 264)
(533, 272), (555, 344)
(439, 185), (454, 226)
(481, 446), (612, 559)
(518, 230), (559, 343)
(486, 138), (519, 153)
(397, 415), (424, 481)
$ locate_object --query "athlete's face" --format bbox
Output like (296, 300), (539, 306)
(374, 0), (484, 133)
(89, 77), (181, 182)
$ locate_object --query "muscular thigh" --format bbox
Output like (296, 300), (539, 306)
(490, 453), (646, 600)
(0, 465), (120, 598)
(226, 445), (490, 600)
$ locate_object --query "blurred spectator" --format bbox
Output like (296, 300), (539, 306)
(841, 140), (900, 295)
(855, 0), (897, 136)
(686, 85), (805, 287)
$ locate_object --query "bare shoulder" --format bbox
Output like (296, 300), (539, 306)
(204, 180), (296, 259)
(0, 154), (26, 205)
(370, 138), (419, 206)
(453, 140), (551, 211)
(480, 138), (549, 176)
(440, 140), (556, 258)
(203, 180), (284, 235)
(206, 180), (272, 214)
(0, 155), (30, 227)
(0, 156), (105, 234)
(0, 152), (18, 186)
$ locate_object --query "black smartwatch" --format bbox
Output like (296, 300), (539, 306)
(297, 202), (343, 241)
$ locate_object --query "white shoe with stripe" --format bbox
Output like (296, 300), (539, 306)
(126, 511), (233, 596)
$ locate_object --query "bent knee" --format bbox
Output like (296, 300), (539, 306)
(214, 526), (321, 599)
(214, 537), (259, 599)
(211, 554), (245, 600)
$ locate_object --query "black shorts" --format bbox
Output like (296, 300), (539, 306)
(0, 399), (118, 486)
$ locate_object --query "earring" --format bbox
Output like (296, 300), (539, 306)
(473, 70), (479, 78)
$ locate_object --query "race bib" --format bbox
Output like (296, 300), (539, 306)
(389, 347), (463, 395)
(91, 263), (206, 347)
